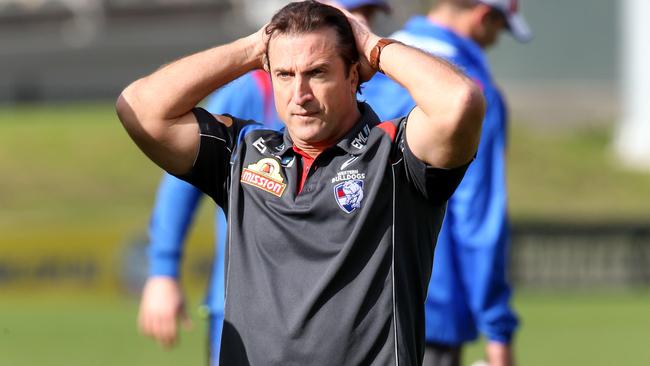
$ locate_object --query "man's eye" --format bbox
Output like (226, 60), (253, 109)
(277, 72), (291, 79)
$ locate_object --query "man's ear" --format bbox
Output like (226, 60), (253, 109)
(350, 62), (360, 94)
(262, 53), (270, 72)
(474, 4), (493, 25)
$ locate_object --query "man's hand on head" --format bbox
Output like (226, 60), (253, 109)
(319, 0), (379, 82)
(249, 23), (271, 71)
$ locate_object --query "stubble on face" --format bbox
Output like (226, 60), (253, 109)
(267, 29), (360, 152)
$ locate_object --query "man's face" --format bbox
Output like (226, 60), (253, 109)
(473, 6), (507, 49)
(267, 27), (359, 146)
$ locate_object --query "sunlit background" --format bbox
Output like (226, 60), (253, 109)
(1, 0), (649, 365)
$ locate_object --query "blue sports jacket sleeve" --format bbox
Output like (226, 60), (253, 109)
(447, 88), (518, 343)
(148, 173), (203, 277)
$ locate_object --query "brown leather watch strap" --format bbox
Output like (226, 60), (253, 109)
(369, 38), (399, 74)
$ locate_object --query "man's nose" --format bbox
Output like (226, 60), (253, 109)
(292, 76), (313, 106)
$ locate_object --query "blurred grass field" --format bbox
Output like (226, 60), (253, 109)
(1, 102), (650, 365)
(0, 292), (649, 366)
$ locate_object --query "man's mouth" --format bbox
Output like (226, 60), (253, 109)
(293, 111), (318, 117)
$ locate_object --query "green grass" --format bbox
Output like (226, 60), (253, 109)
(0, 294), (207, 366)
(508, 123), (650, 221)
(0, 102), (161, 228)
(2, 102), (650, 365)
(0, 292), (648, 366)
(462, 291), (650, 366)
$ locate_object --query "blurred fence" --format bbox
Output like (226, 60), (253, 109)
(510, 222), (650, 289)
(3, 223), (650, 294)
(0, 0), (238, 103)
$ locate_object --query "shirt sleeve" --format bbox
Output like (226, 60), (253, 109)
(398, 118), (471, 205)
(173, 107), (250, 208)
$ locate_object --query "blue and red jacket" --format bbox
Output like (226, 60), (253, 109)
(362, 16), (519, 345)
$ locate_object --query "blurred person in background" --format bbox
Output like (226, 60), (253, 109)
(362, 0), (532, 365)
(136, 1), (390, 365)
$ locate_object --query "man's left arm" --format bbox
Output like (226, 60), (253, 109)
(377, 41), (484, 168)
(341, 11), (484, 168)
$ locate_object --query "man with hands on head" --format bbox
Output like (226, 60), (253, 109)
(137, 1), (390, 364)
(117, 1), (484, 364)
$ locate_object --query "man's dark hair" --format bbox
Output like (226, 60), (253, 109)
(265, 1), (360, 84)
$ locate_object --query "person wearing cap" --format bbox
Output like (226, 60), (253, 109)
(136, 1), (390, 365)
(362, 0), (531, 365)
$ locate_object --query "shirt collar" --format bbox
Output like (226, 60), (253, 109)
(335, 102), (380, 154)
(269, 102), (380, 157)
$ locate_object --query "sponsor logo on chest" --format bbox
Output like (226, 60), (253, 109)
(240, 158), (286, 197)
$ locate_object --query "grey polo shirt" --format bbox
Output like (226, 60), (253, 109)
(177, 103), (469, 365)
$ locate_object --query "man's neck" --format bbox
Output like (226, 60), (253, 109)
(427, 6), (474, 40)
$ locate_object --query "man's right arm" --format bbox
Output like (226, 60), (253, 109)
(115, 29), (267, 175)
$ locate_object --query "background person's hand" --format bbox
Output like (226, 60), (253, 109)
(137, 276), (192, 349)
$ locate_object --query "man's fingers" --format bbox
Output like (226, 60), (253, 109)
(180, 307), (193, 331)
(137, 308), (155, 337)
(157, 315), (178, 348)
(145, 313), (177, 348)
(138, 308), (180, 348)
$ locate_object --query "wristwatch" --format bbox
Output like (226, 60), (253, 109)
(369, 38), (399, 74)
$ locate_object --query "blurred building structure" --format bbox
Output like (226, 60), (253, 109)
(0, 0), (233, 102)
(0, 0), (417, 103)
(614, 0), (650, 170)
(1, 0), (619, 126)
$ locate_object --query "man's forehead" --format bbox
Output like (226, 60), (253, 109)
(269, 28), (337, 48)
(267, 29), (341, 66)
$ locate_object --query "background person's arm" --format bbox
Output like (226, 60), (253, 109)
(138, 174), (203, 348)
(485, 341), (515, 366)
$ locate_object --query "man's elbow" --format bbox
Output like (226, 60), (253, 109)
(459, 80), (486, 133)
(115, 79), (164, 142)
(434, 82), (485, 168)
(454, 81), (485, 152)
(115, 81), (141, 132)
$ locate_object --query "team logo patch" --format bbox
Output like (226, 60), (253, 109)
(334, 179), (364, 214)
(241, 158), (287, 197)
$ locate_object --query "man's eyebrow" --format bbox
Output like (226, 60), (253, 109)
(272, 66), (291, 74)
(305, 62), (330, 71)
(272, 62), (330, 74)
